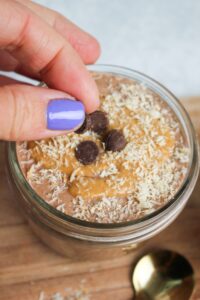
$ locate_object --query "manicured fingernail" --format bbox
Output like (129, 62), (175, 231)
(47, 99), (85, 130)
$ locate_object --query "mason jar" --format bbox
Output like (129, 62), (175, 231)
(6, 65), (199, 260)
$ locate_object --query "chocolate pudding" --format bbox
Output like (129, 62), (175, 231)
(17, 73), (189, 223)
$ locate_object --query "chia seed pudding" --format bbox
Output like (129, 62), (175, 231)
(17, 73), (189, 224)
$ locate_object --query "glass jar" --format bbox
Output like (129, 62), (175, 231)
(6, 65), (199, 260)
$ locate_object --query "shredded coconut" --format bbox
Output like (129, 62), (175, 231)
(38, 289), (90, 300)
(17, 74), (189, 223)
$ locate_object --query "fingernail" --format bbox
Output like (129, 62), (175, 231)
(47, 99), (85, 131)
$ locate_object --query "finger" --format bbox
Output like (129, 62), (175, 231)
(0, 0), (100, 78)
(0, 83), (85, 141)
(0, 50), (19, 71)
(0, 75), (20, 86)
(1, 1), (99, 112)
(0, 49), (40, 79)
(15, 0), (101, 64)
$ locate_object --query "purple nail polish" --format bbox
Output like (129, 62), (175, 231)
(47, 99), (85, 131)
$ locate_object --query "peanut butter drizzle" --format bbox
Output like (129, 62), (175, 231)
(28, 106), (175, 200)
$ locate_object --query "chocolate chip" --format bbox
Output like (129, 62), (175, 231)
(105, 130), (126, 152)
(75, 115), (92, 134)
(75, 141), (99, 165)
(89, 111), (108, 134)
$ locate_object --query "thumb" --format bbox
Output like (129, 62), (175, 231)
(0, 84), (85, 141)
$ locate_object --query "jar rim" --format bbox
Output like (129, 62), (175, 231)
(8, 64), (199, 230)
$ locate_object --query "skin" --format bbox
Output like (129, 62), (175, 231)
(0, 0), (101, 141)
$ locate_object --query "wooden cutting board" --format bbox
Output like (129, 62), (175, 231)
(0, 97), (200, 300)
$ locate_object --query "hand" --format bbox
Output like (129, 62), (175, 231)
(0, 0), (100, 141)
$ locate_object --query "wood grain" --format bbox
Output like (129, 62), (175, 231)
(0, 97), (200, 300)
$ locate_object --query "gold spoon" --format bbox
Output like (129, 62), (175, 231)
(132, 250), (194, 300)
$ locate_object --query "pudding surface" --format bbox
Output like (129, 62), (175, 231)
(17, 73), (189, 223)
